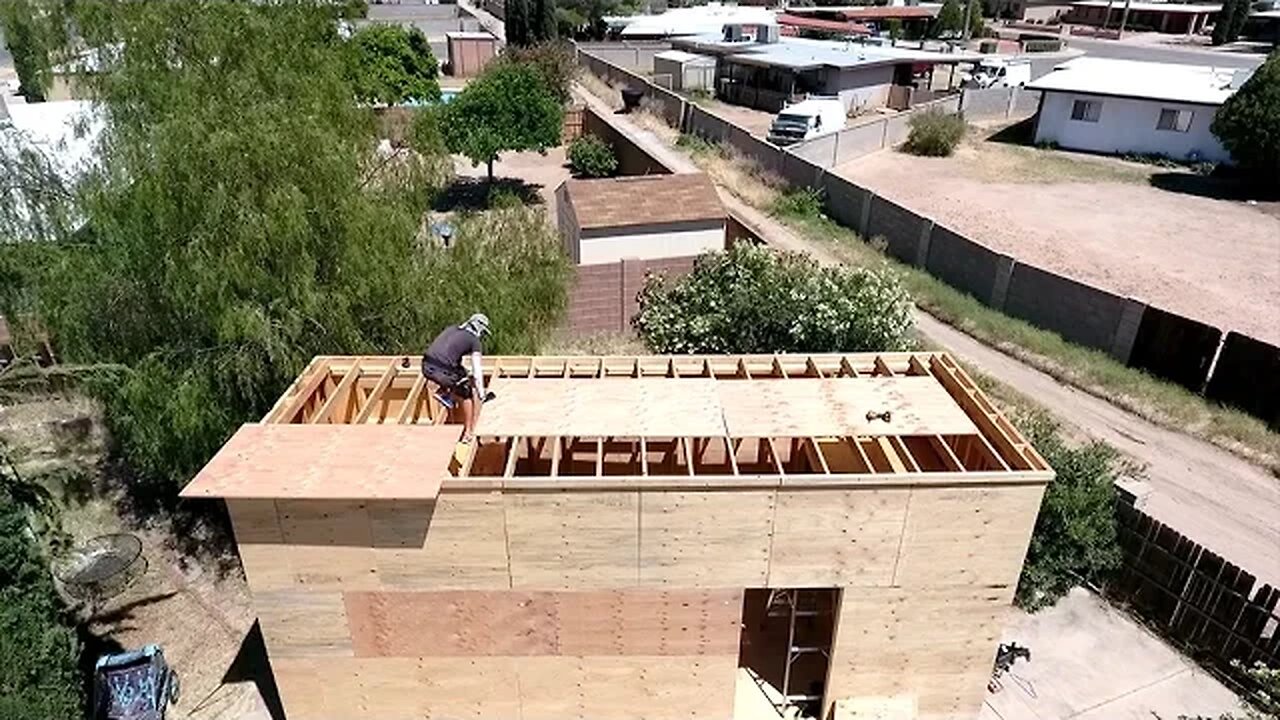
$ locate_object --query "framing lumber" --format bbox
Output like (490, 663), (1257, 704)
(353, 365), (397, 424)
(311, 358), (363, 424)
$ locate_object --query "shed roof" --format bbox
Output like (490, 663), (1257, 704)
(776, 13), (872, 35)
(1070, 0), (1221, 11)
(675, 35), (980, 70)
(1027, 56), (1248, 105)
(562, 174), (725, 231)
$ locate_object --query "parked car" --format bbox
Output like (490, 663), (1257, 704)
(767, 97), (847, 146)
(962, 58), (1032, 88)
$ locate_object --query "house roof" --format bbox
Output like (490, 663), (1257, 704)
(177, 352), (1052, 497)
(776, 13), (872, 35)
(562, 174), (725, 231)
(674, 35), (980, 70)
(618, 4), (777, 37)
(1027, 56), (1249, 105)
(836, 6), (938, 19)
(654, 49), (716, 64)
(1070, 0), (1221, 11)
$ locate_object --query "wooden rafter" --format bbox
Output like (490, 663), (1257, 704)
(353, 365), (397, 424)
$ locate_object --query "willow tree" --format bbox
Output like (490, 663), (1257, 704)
(2, 1), (568, 494)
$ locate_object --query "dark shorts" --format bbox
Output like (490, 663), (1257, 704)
(422, 358), (472, 399)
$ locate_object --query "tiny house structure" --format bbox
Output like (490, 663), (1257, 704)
(182, 351), (1053, 720)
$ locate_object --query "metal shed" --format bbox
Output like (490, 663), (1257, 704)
(654, 49), (717, 92)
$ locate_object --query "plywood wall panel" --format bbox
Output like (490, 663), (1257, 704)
(277, 500), (374, 546)
(506, 491), (640, 588)
(639, 490), (774, 586)
(518, 655), (738, 720)
(345, 590), (558, 657)
(272, 656), (522, 720)
(374, 492), (510, 590)
(894, 485), (1045, 589)
(556, 589), (744, 656)
(255, 590), (353, 658)
(227, 499), (283, 543)
(768, 488), (908, 587)
(826, 586), (1008, 720)
(272, 655), (731, 720)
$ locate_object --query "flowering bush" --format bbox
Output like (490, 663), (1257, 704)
(633, 243), (914, 354)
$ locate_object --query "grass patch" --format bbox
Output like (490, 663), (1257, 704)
(783, 210), (1280, 474)
(677, 133), (783, 209)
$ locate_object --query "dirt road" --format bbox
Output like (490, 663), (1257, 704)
(723, 193), (1280, 589)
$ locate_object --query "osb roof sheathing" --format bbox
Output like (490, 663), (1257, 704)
(180, 424), (459, 500)
(564, 174), (725, 231)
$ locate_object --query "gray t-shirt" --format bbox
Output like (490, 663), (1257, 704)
(424, 325), (480, 368)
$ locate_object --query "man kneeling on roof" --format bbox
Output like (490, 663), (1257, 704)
(422, 313), (492, 444)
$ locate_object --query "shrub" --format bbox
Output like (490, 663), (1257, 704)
(772, 187), (824, 219)
(633, 243), (914, 354)
(0, 474), (83, 720)
(566, 135), (618, 178)
(904, 110), (966, 157)
(1211, 51), (1280, 188)
(1014, 411), (1124, 612)
(345, 23), (441, 105)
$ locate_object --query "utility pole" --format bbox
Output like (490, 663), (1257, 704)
(1117, 0), (1133, 36)
(1100, 0), (1115, 29)
(962, 0), (975, 40)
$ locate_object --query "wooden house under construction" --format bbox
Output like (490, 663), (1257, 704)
(181, 352), (1053, 720)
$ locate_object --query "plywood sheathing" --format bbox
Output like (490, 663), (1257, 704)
(716, 377), (978, 437)
(476, 378), (725, 437)
(271, 654), (738, 720)
(342, 589), (743, 657)
(180, 424), (460, 500)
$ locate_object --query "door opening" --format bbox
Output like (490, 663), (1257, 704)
(737, 588), (839, 719)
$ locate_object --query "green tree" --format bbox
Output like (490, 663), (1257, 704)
(0, 1), (568, 494)
(531, 0), (559, 43)
(1212, 0), (1240, 44)
(442, 61), (563, 181)
(504, 0), (531, 46)
(1014, 412), (1124, 612)
(932, 0), (965, 37)
(502, 41), (578, 103)
(633, 243), (914, 354)
(0, 0), (56, 102)
(346, 23), (441, 105)
(968, 0), (987, 38)
(1211, 51), (1280, 186)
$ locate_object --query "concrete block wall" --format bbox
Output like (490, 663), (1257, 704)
(925, 225), (1015, 308)
(567, 256), (698, 336)
(1206, 333), (1280, 428)
(1003, 263), (1142, 360)
(583, 107), (674, 177)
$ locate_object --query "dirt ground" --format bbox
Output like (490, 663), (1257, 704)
(453, 146), (571, 223)
(837, 139), (1280, 344)
(0, 396), (272, 720)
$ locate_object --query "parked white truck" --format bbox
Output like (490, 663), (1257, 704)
(962, 58), (1032, 89)
(767, 97), (846, 147)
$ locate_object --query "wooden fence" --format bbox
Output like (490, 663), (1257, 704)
(1110, 500), (1280, 690)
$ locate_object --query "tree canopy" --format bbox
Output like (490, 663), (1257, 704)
(441, 61), (563, 180)
(0, 0), (569, 493)
(345, 23), (441, 105)
(0, 0), (60, 102)
(1212, 51), (1280, 186)
(504, 0), (558, 46)
(633, 243), (915, 354)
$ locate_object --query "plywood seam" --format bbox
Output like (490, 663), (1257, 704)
(501, 492), (516, 590)
(888, 488), (914, 586)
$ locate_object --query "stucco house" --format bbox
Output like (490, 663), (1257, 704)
(1026, 57), (1251, 164)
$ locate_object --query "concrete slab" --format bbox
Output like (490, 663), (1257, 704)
(980, 588), (1243, 720)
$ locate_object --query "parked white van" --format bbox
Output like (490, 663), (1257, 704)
(962, 58), (1032, 89)
(767, 97), (847, 146)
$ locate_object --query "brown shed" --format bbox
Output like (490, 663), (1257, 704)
(446, 31), (497, 78)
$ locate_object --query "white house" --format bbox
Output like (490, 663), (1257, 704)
(617, 4), (777, 39)
(1026, 57), (1251, 164)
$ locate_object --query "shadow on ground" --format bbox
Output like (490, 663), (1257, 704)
(433, 177), (545, 212)
(1148, 172), (1280, 214)
(984, 117), (1037, 146)
(221, 623), (285, 720)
